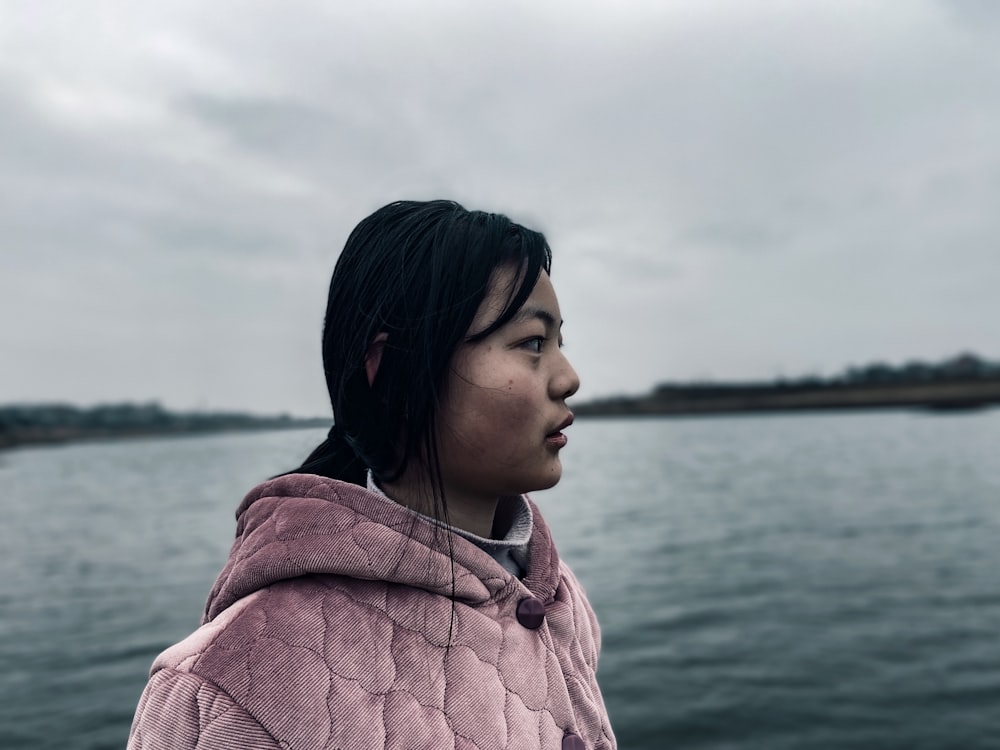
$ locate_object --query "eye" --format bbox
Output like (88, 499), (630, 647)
(521, 336), (545, 354)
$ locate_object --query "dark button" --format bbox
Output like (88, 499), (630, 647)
(515, 596), (545, 629)
(562, 733), (586, 750)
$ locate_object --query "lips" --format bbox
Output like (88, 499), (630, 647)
(547, 413), (575, 437)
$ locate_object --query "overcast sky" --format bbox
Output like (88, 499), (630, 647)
(2, 0), (998, 416)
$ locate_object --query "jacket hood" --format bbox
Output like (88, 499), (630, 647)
(203, 474), (562, 622)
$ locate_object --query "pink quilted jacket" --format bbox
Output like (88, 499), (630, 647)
(128, 474), (617, 749)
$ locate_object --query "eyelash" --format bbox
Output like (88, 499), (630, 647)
(521, 336), (564, 353)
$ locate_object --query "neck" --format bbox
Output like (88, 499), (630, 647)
(379, 469), (499, 538)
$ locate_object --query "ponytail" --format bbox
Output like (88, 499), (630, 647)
(285, 424), (367, 485)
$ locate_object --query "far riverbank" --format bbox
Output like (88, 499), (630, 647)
(6, 354), (998, 449)
(0, 402), (328, 451)
(575, 378), (1000, 417)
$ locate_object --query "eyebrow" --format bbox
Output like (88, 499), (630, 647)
(511, 306), (562, 330)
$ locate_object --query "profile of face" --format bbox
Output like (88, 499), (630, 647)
(434, 266), (580, 505)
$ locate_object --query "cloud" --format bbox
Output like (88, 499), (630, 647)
(1, 0), (998, 412)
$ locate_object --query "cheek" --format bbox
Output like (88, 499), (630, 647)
(494, 382), (536, 424)
(443, 349), (543, 447)
(447, 377), (537, 450)
(472, 379), (532, 428)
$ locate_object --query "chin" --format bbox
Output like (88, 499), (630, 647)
(525, 466), (563, 493)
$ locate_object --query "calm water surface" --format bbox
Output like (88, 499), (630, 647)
(1, 411), (998, 749)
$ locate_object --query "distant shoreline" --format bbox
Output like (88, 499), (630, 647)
(574, 378), (1000, 418)
(5, 353), (999, 451)
(0, 404), (329, 452)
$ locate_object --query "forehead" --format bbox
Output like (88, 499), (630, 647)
(471, 267), (560, 332)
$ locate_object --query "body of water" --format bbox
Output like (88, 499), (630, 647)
(1, 411), (998, 748)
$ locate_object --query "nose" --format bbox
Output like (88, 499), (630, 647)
(552, 349), (581, 401)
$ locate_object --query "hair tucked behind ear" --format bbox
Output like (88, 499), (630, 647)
(285, 200), (552, 523)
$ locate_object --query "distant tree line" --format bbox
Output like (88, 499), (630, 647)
(654, 352), (1000, 397)
(839, 352), (1000, 385)
(0, 402), (328, 449)
(576, 352), (1000, 417)
(6, 353), (998, 445)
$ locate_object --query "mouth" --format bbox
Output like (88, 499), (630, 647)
(553, 413), (575, 433)
(545, 413), (575, 446)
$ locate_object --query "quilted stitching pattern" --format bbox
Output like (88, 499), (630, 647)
(129, 475), (616, 749)
(129, 670), (279, 749)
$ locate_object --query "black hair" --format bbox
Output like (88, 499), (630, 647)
(288, 199), (553, 523)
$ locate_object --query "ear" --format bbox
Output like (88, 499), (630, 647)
(364, 332), (389, 387)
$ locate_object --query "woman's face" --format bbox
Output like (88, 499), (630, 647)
(434, 267), (580, 504)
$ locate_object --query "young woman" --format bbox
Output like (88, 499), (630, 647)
(127, 200), (617, 750)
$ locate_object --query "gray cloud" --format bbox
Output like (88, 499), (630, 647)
(1, 0), (998, 414)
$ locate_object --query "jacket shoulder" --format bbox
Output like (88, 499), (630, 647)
(128, 668), (278, 750)
(152, 590), (264, 673)
(129, 591), (277, 749)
